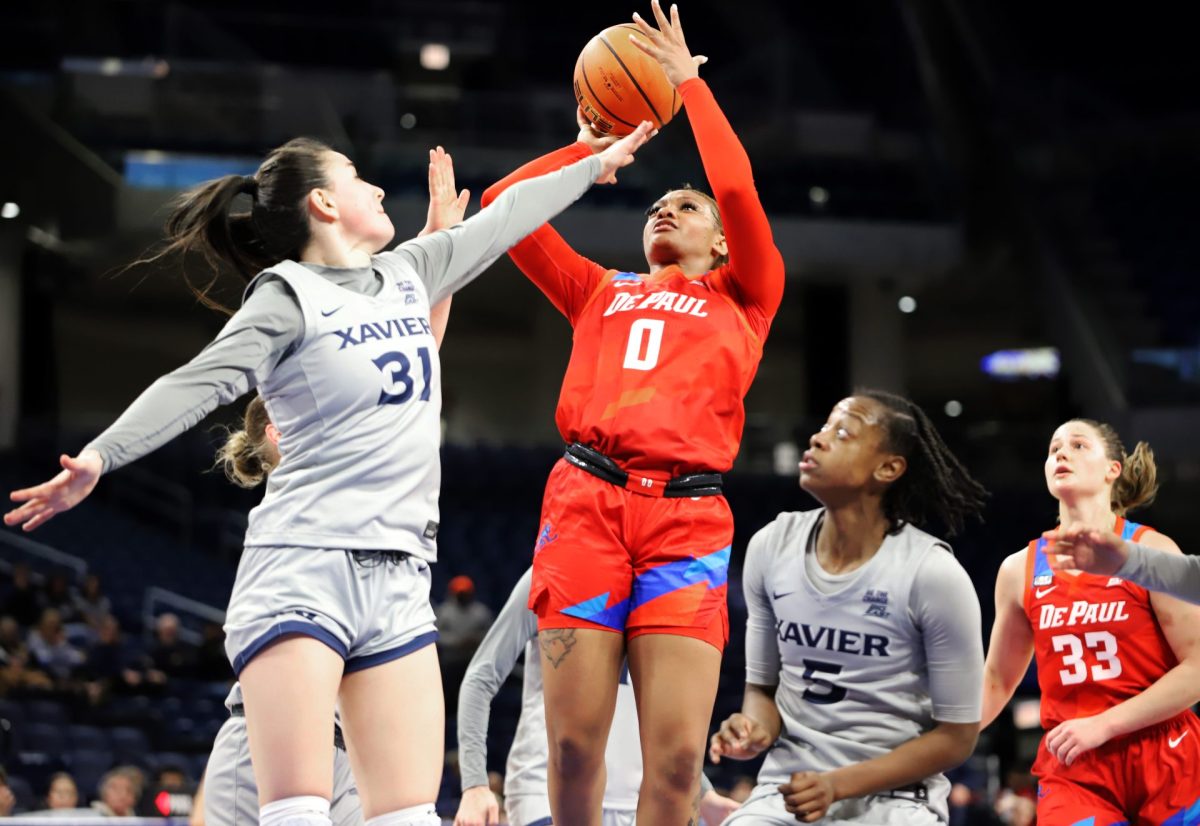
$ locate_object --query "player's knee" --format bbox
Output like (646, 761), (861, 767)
(549, 730), (606, 778)
(646, 741), (704, 795)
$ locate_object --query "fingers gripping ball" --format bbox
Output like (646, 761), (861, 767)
(574, 25), (682, 136)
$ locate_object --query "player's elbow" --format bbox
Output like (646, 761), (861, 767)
(935, 721), (979, 769)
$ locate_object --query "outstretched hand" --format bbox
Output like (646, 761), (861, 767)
(1044, 524), (1130, 576)
(595, 120), (657, 184)
(420, 145), (470, 236)
(576, 106), (622, 154)
(630, 0), (709, 89)
(4, 450), (103, 532)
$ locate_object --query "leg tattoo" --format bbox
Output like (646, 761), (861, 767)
(539, 628), (578, 669)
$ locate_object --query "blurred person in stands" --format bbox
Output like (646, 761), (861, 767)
(81, 613), (164, 700)
(93, 767), (141, 817)
(1, 766), (18, 816)
(196, 620), (232, 681)
(436, 575), (493, 708)
(42, 573), (76, 622)
(45, 772), (80, 811)
(3, 562), (44, 626)
(27, 608), (85, 682)
(149, 612), (198, 679)
(0, 616), (53, 694)
(72, 574), (112, 631)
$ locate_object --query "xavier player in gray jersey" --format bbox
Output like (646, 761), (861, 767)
(6, 124), (656, 826)
(196, 151), (465, 826)
(710, 392), (988, 824)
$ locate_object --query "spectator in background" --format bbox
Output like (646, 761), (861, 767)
(72, 575), (112, 631)
(3, 563), (44, 626)
(82, 614), (164, 700)
(45, 772), (80, 811)
(92, 767), (142, 817)
(1, 766), (18, 816)
(0, 617), (53, 695)
(42, 573), (77, 623)
(148, 613), (197, 679)
(140, 764), (195, 818)
(27, 609), (85, 682)
(194, 621), (230, 681)
(435, 575), (494, 707)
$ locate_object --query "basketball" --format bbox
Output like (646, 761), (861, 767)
(573, 24), (682, 136)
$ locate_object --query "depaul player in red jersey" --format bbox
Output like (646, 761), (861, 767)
(980, 419), (1200, 825)
(479, 4), (783, 824)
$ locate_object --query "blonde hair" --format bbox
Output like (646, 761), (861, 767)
(215, 396), (276, 488)
(1070, 419), (1159, 515)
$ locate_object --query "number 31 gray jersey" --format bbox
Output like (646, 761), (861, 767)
(741, 509), (983, 816)
(245, 259), (442, 558)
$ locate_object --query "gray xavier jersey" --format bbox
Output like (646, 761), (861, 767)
(244, 259), (442, 557)
(743, 509), (984, 818)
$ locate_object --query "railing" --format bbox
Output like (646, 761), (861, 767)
(0, 531), (89, 580)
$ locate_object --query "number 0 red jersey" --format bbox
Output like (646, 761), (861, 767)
(481, 78), (785, 477)
(1023, 517), (1179, 730)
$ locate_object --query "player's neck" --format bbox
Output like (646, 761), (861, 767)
(1057, 497), (1117, 533)
(648, 256), (710, 278)
(301, 230), (373, 269)
(815, 502), (890, 574)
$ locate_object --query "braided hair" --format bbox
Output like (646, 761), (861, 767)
(860, 390), (988, 537)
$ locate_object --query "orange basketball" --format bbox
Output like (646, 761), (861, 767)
(573, 24), (682, 137)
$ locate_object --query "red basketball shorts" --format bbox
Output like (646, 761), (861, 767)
(528, 458), (732, 651)
(1033, 710), (1200, 825)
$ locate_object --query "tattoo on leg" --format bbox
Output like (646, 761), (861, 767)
(687, 782), (703, 826)
(540, 628), (578, 669)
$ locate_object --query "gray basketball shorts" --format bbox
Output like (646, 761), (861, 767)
(202, 715), (362, 826)
(723, 783), (944, 826)
(224, 546), (437, 675)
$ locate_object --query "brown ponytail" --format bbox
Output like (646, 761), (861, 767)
(214, 396), (276, 488)
(136, 138), (332, 314)
(1070, 419), (1160, 515)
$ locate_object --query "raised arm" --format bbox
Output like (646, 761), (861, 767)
(1046, 524), (1200, 603)
(630, 0), (785, 328)
(479, 142), (610, 324)
(4, 283), (301, 531)
(454, 569), (539, 826)
(389, 124), (653, 312)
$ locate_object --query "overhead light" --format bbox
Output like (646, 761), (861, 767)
(400, 113), (418, 130)
(1, 202), (19, 219)
(897, 296), (917, 314)
(944, 400), (963, 418)
(420, 43), (451, 71)
(808, 186), (829, 206)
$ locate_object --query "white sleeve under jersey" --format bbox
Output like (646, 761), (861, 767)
(456, 569), (538, 791)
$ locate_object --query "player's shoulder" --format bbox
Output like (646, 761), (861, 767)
(891, 521), (955, 563)
(747, 509), (822, 558)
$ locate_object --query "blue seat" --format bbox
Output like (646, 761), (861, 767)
(109, 726), (152, 762)
(68, 724), (109, 751)
(21, 722), (67, 756)
(24, 699), (68, 725)
(69, 748), (115, 798)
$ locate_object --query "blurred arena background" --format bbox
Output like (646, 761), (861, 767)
(0, 1), (1197, 824)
